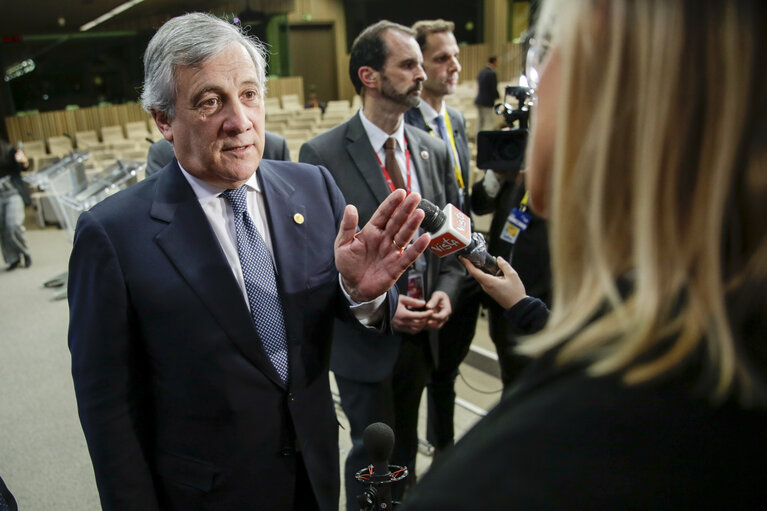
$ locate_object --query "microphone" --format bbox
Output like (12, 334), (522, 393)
(363, 422), (394, 479)
(418, 198), (501, 276)
(355, 422), (408, 510)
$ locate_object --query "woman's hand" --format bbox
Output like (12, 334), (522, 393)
(461, 255), (527, 309)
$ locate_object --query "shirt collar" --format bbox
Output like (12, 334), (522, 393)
(359, 109), (406, 153)
(177, 161), (260, 203)
(417, 99), (446, 126)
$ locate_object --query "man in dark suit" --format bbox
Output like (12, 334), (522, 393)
(404, 19), (482, 456)
(299, 20), (462, 509)
(0, 475), (17, 511)
(474, 56), (500, 134)
(68, 13), (430, 511)
(145, 131), (290, 177)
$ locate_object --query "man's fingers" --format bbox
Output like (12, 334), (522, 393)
(367, 189), (409, 230)
(398, 232), (429, 268)
(399, 295), (426, 308)
(385, 192), (424, 251)
(390, 208), (425, 251)
(336, 204), (359, 247)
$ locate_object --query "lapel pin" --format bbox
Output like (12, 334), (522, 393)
(421, 150), (429, 160)
(293, 213), (304, 225)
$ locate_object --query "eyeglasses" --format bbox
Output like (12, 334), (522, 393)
(525, 37), (551, 92)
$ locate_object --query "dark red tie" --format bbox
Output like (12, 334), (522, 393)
(384, 137), (406, 190)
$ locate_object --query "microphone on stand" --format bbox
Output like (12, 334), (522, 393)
(356, 422), (408, 510)
(417, 198), (501, 276)
(364, 422), (394, 480)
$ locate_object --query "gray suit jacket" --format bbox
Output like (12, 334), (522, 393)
(145, 131), (290, 177)
(299, 114), (463, 381)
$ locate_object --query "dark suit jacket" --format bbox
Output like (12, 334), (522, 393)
(145, 131), (290, 177)
(399, 344), (767, 510)
(68, 159), (397, 511)
(404, 105), (471, 215)
(474, 66), (499, 107)
(298, 114), (463, 381)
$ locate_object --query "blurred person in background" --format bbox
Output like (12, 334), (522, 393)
(401, 0), (767, 508)
(474, 56), (499, 133)
(0, 139), (31, 270)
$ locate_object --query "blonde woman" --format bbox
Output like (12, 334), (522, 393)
(400, 0), (767, 508)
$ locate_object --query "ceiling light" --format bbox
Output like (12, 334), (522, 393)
(4, 59), (36, 82)
(79, 0), (146, 32)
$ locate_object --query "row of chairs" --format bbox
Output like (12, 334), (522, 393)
(264, 94), (362, 115)
(264, 97), (360, 158)
(19, 120), (161, 169)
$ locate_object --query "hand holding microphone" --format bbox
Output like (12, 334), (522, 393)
(417, 198), (501, 276)
(462, 256), (528, 310)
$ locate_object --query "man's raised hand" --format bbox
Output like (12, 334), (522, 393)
(335, 189), (429, 303)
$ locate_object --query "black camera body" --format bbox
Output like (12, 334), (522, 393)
(475, 85), (534, 173)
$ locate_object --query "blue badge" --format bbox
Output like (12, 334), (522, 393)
(499, 208), (531, 244)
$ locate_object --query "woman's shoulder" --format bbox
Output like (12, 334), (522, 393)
(402, 352), (767, 510)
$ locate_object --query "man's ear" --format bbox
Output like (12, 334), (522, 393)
(358, 66), (378, 90)
(151, 110), (174, 142)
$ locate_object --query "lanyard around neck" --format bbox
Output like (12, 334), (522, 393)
(421, 110), (464, 190)
(375, 137), (412, 193)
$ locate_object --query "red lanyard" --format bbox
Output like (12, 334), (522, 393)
(375, 138), (412, 193)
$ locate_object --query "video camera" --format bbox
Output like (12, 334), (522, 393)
(475, 85), (534, 173)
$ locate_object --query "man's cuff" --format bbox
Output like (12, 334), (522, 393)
(339, 274), (387, 327)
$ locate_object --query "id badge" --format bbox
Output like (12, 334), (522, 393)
(407, 270), (425, 300)
(499, 207), (531, 244)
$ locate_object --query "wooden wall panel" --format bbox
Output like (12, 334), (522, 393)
(496, 41), (524, 83)
(266, 76), (305, 103)
(288, 0), (350, 100)
(457, 42), (523, 85)
(458, 44), (490, 84)
(484, 0), (510, 58)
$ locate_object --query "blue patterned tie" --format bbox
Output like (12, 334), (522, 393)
(223, 186), (289, 382)
(434, 114), (455, 168)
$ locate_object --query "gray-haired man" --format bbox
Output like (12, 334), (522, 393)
(68, 12), (429, 511)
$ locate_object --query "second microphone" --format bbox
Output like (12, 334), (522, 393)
(417, 198), (501, 276)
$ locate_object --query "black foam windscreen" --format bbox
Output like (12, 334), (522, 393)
(363, 422), (394, 466)
(417, 198), (445, 232)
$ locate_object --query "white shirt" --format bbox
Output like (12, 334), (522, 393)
(417, 99), (442, 134)
(359, 109), (422, 196)
(357, 109), (427, 274)
(178, 164), (385, 325)
(418, 99), (461, 173)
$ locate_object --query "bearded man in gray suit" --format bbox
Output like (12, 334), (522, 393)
(299, 20), (462, 509)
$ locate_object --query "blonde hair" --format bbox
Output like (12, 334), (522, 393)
(521, 0), (767, 405)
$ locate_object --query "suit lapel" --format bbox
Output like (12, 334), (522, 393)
(448, 107), (471, 190)
(345, 115), (390, 205)
(150, 162), (287, 388)
(405, 125), (436, 200)
(258, 162), (311, 386)
(257, 161), (306, 295)
(404, 108), (428, 133)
